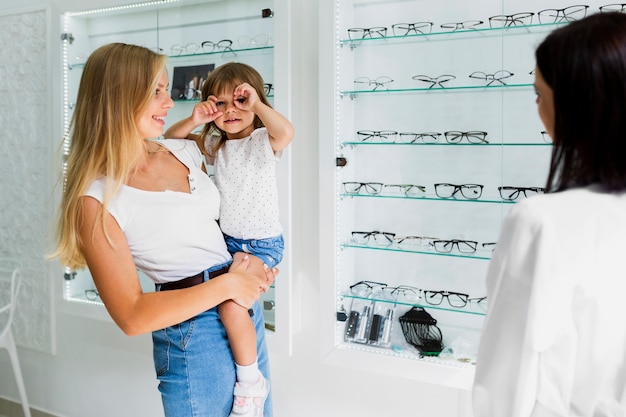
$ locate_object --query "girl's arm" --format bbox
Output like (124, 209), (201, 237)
(78, 196), (272, 336)
(164, 100), (223, 141)
(235, 83), (294, 152)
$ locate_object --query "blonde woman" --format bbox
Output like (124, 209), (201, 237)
(52, 43), (275, 417)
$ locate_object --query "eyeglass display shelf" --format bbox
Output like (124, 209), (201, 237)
(340, 193), (517, 204)
(341, 82), (533, 98)
(341, 243), (492, 260)
(341, 141), (551, 147)
(341, 293), (487, 317)
(339, 21), (565, 47)
(67, 45), (273, 70)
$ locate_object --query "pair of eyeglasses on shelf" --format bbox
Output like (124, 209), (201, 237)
(237, 33), (271, 48)
(170, 40), (233, 56)
(200, 39), (234, 53)
(440, 20), (484, 31)
(354, 76), (394, 91)
(540, 131), (552, 143)
(347, 26), (387, 39)
(263, 83), (274, 96)
(434, 183), (484, 200)
(498, 186), (545, 201)
(423, 290), (469, 308)
(85, 289), (100, 301)
(469, 70), (514, 86)
(600, 3), (626, 12)
(350, 281), (423, 304)
(351, 231), (396, 246)
(342, 182), (426, 197)
(431, 239), (479, 254)
(391, 22), (434, 36)
(538, 5), (589, 23)
(356, 130), (398, 142)
(488, 12), (534, 27)
(394, 235), (438, 249)
(412, 74), (456, 89)
(444, 130), (489, 144)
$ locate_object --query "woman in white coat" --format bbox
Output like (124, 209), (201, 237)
(473, 12), (626, 417)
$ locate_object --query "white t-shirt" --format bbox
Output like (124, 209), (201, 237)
(206, 127), (283, 240)
(85, 139), (231, 284)
(473, 186), (626, 417)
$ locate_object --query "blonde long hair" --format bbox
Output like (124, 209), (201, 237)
(53, 43), (168, 270)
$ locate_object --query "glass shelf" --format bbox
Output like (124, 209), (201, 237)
(67, 45), (274, 70)
(340, 193), (515, 205)
(341, 243), (493, 260)
(340, 82), (532, 97)
(339, 21), (565, 47)
(342, 294), (487, 317)
(340, 141), (551, 147)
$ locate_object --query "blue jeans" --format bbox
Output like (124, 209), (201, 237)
(224, 234), (284, 268)
(152, 263), (273, 417)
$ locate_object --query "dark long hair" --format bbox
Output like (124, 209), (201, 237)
(536, 12), (626, 192)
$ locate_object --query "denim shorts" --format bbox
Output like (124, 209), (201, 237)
(152, 262), (273, 417)
(225, 234), (284, 269)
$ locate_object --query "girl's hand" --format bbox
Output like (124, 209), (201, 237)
(233, 82), (259, 112)
(190, 96), (223, 125)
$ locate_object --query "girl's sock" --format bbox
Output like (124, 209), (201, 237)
(235, 360), (261, 386)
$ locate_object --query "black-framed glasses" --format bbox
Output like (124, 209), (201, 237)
(443, 131), (489, 144)
(538, 5), (589, 23)
(498, 186), (545, 201)
(349, 280), (387, 297)
(263, 83), (274, 96)
(440, 20), (484, 31)
(541, 130), (552, 143)
(391, 22), (434, 36)
(347, 27), (387, 39)
(468, 296), (488, 312)
(600, 3), (626, 12)
(343, 182), (384, 195)
(354, 76), (394, 91)
(434, 183), (484, 199)
(423, 290), (469, 308)
(469, 70), (514, 86)
(412, 74), (456, 89)
(200, 39), (234, 53)
(481, 242), (497, 252)
(488, 12), (534, 28)
(351, 231), (396, 246)
(356, 130), (398, 142)
(85, 289), (100, 301)
(431, 239), (479, 254)
(398, 132), (442, 143)
(383, 184), (426, 197)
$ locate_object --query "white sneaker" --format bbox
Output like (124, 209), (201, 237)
(229, 376), (270, 417)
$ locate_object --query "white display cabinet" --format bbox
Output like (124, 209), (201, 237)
(319, 0), (605, 388)
(60, 0), (293, 352)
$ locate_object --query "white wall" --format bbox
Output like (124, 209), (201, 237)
(0, 0), (467, 416)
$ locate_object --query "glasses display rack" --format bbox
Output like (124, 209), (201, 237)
(60, 0), (288, 340)
(319, 0), (605, 388)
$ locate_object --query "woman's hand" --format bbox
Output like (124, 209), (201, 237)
(228, 253), (278, 309)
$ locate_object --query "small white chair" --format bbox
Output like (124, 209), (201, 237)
(0, 261), (31, 417)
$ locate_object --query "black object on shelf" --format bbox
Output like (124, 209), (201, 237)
(399, 307), (443, 356)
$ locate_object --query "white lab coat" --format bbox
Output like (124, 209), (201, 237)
(473, 186), (626, 417)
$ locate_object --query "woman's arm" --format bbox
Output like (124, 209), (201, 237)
(78, 196), (271, 336)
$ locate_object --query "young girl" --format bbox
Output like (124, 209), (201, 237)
(165, 62), (293, 417)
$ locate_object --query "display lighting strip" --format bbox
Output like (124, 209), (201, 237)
(64, 0), (180, 17)
(334, 0), (344, 344)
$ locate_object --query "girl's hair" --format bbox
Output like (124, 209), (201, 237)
(52, 43), (168, 270)
(199, 62), (271, 156)
(536, 12), (626, 192)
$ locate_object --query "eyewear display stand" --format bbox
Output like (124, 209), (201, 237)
(59, 0), (293, 353)
(318, 0), (604, 389)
